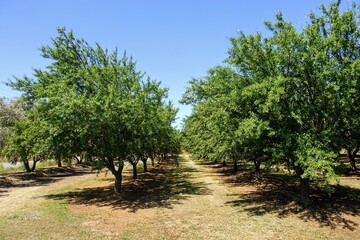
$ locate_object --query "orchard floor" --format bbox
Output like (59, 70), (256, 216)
(0, 153), (359, 239)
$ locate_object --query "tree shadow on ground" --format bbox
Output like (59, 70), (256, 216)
(222, 169), (360, 230)
(0, 189), (8, 197)
(0, 166), (93, 188)
(44, 162), (212, 212)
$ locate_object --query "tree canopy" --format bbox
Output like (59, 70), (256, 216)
(5, 28), (180, 192)
(181, 1), (360, 203)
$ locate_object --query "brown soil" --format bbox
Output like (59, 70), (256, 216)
(0, 154), (359, 239)
(0, 166), (95, 213)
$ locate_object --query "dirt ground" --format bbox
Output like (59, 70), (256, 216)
(0, 166), (94, 213)
(0, 154), (359, 239)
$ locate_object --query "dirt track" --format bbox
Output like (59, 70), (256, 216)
(0, 167), (96, 213)
(0, 154), (359, 239)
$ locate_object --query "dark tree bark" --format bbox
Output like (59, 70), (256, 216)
(31, 157), (39, 171)
(132, 162), (138, 179)
(349, 154), (357, 171)
(295, 167), (311, 204)
(233, 159), (238, 172)
(222, 160), (226, 167)
(254, 161), (261, 175)
(107, 158), (124, 194)
(23, 160), (31, 172)
(299, 177), (310, 204)
(142, 158), (148, 172)
(114, 170), (123, 194)
(57, 157), (62, 167)
(347, 147), (358, 171)
(74, 154), (83, 164)
(151, 157), (155, 167)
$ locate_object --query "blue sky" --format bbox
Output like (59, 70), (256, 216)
(0, 0), (338, 127)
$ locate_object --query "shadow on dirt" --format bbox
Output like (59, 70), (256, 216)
(0, 166), (93, 189)
(44, 161), (211, 212)
(0, 189), (8, 197)
(209, 163), (360, 231)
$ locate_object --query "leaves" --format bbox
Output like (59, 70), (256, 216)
(5, 28), (180, 179)
(182, 1), (360, 186)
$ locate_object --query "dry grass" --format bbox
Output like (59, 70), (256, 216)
(0, 166), (96, 239)
(0, 156), (359, 239)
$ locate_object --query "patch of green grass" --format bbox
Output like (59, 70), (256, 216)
(0, 208), (91, 240)
(40, 196), (74, 221)
(0, 183), (93, 239)
(37, 160), (57, 169)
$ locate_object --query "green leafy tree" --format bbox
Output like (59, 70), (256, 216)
(0, 98), (26, 152)
(3, 118), (51, 172)
(182, 66), (243, 170)
(309, 2), (360, 171)
(8, 28), (177, 193)
(228, 10), (340, 203)
(183, 1), (359, 203)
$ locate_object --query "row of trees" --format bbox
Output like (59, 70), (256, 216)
(181, 1), (360, 203)
(2, 28), (180, 193)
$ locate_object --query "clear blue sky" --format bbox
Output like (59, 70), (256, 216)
(0, 0), (339, 127)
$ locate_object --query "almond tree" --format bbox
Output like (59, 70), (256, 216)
(7, 28), (178, 193)
(183, 1), (359, 203)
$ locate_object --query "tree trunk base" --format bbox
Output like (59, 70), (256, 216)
(132, 163), (137, 179)
(299, 177), (311, 204)
(114, 173), (122, 194)
(233, 161), (238, 172)
(24, 161), (31, 172)
(142, 159), (148, 172)
(349, 156), (357, 172)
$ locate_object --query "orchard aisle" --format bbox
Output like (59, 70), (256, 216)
(0, 154), (356, 239)
(150, 153), (258, 239)
(119, 153), (346, 240)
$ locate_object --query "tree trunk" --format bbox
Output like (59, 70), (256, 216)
(142, 159), (148, 172)
(347, 147), (358, 171)
(255, 161), (261, 175)
(23, 160), (31, 172)
(349, 154), (357, 171)
(31, 157), (38, 171)
(114, 171), (122, 194)
(299, 177), (310, 204)
(151, 157), (155, 167)
(132, 162), (137, 179)
(233, 159), (238, 172)
(74, 155), (83, 164)
(106, 158), (124, 195)
(222, 160), (226, 167)
(57, 157), (62, 167)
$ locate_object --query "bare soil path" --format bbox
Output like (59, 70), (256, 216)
(0, 169), (95, 214)
(0, 154), (358, 239)
(71, 153), (358, 239)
